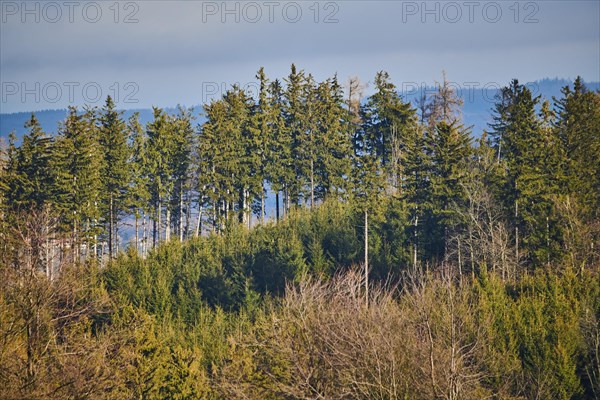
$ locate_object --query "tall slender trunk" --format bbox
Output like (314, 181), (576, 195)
(73, 217), (77, 263)
(413, 215), (419, 269)
(185, 188), (192, 240)
(212, 201), (217, 234)
(109, 194), (113, 258)
(310, 158), (314, 209)
(179, 187), (184, 242)
(515, 198), (519, 265)
(195, 205), (202, 237)
(142, 212), (147, 256)
(135, 211), (139, 254)
(165, 206), (171, 242)
(152, 209), (156, 249)
(157, 198), (162, 245)
(469, 225), (475, 279)
(364, 209), (369, 307)
(240, 188), (247, 225)
(247, 189), (251, 229)
(261, 185), (265, 224)
(275, 191), (280, 222)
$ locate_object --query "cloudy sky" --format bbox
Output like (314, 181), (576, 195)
(1, 0), (599, 113)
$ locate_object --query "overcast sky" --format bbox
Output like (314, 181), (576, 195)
(1, 0), (599, 113)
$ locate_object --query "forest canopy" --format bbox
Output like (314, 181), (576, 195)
(1, 68), (599, 399)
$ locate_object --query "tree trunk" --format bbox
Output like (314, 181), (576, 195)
(135, 211), (139, 254)
(413, 215), (419, 269)
(515, 198), (519, 265)
(109, 194), (113, 258)
(212, 202), (217, 234)
(364, 209), (369, 307)
(310, 158), (315, 209)
(261, 186), (265, 224)
(142, 212), (147, 256)
(195, 205), (202, 237)
(185, 188), (192, 240)
(275, 191), (280, 222)
(157, 198), (162, 245)
(165, 206), (171, 242)
(179, 187), (184, 242)
(247, 190), (251, 229)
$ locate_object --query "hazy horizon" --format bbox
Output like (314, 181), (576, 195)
(2, 1), (598, 114)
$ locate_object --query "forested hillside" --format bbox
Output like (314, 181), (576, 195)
(1, 67), (599, 399)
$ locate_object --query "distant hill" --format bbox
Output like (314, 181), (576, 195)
(2, 78), (598, 141)
(401, 78), (600, 135)
(0, 107), (204, 144)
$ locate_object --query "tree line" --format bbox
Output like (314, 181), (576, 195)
(0, 67), (599, 399)
(1, 67), (598, 273)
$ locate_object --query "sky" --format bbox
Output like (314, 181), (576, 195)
(1, 0), (599, 114)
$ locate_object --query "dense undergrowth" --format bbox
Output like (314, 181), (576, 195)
(1, 200), (599, 399)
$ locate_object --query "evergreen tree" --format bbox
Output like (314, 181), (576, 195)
(98, 96), (130, 258)
(314, 75), (353, 200)
(362, 71), (418, 192)
(6, 115), (54, 211)
(170, 107), (195, 240)
(554, 77), (600, 218)
(53, 107), (103, 259)
(249, 67), (272, 223)
(402, 123), (432, 268)
(490, 80), (559, 267)
(266, 78), (292, 221)
(127, 112), (151, 254)
(146, 108), (175, 244)
(283, 64), (307, 210)
(426, 120), (473, 260)
(199, 87), (253, 231)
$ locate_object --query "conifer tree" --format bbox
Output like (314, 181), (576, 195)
(362, 71), (418, 192)
(491, 80), (559, 266)
(266, 78), (292, 221)
(170, 107), (195, 240)
(249, 67), (272, 223)
(98, 96), (130, 258)
(198, 98), (228, 232)
(554, 77), (600, 218)
(283, 64), (307, 210)
(426, 120), (473, 260)
(53, 107), (103, 259)
(314, 75), (353, 200)
(6, 115), (54, 211)
(402, 123), (431, 268)
(127, 112), (151, 253)
(427, 71), (464, 125)
(146, 108), (172, 245)
(199, 87), (253, 231)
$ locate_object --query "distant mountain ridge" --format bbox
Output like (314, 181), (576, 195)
(2, 78), (598, 142)
(0, 107), (199, 144)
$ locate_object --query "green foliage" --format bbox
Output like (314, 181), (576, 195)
(2, 70), (600, 399)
